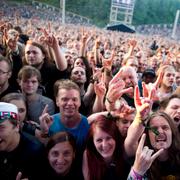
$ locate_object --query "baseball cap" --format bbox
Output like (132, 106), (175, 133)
(142, 69), (156, 78)
(0, 102), (18, 123)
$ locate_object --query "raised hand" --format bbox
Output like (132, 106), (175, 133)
(128, 39), (137, 48)
(37, 24), (58, 48)
(94, 36), (101, 49)
(92, 66), (103, 82)
(94, 80), (106, 98)
(5, 29), (19, 52)
(42, 29), (57, 48)
(114, 100), (135, 118)
(132, 134), (164, 176)
(142, 71), (164, 101)
(106, 68), (133, 104)
(81, 28), (89, 44)
(101, 49), (115, 71)
(134, 85), (154, 121)
(39, 105), (53, 135)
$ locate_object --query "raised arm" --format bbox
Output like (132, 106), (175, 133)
(92, 73), (106, 113)
(105, 68), (133, 111)
(35, 105), (53, 144)
(42, 27), (67, 71)
(124, 85), (154, 157)
(128, 134), (164, 179)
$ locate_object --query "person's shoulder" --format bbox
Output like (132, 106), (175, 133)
(41, 61), (68, 78)
(42, 61), (57, 71)
(39, 94), (54, 104)
(40, 61), (56, 74)
(20, 131), (45, 152)
(51, 113), (61, 124)
(52, 113), (60, 119)
(80, 114), (89, 127)
(80, 114), (88, 121)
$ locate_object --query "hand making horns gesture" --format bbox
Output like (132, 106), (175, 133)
(132, 134), (164, 176)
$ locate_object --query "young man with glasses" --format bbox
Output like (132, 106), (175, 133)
(0, 55), (19, 99)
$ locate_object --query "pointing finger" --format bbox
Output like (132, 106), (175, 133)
(41, 104), (48, 115)
(16, 172), (22, 180)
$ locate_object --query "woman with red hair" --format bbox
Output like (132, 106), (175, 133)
(82, 115), (129, 180)
(83, 113), (164, 179)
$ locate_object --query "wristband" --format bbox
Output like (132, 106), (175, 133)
(131, 169), (143, 180)
(134, 114), (143, 125)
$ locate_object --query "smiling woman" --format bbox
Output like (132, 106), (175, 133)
(45, 131), (84, 180)
(83, 115), (130, 180)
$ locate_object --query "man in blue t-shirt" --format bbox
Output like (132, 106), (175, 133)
(39, 79), (89, 151)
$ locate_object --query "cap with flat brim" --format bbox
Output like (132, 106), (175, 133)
(142, 69), (156, 78)
(0, 102), (18, 123)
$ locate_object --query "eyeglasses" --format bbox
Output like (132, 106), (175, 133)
(0, 70), (9, 75)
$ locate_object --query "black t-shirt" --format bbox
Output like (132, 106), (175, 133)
(122, 94), (135, 108)
(0, 85), (20, 100)
(147, 159), (180, 180)
(158, 160), (180, 179)
(40, 61), (68, 100)
(0, 132), (46, 180)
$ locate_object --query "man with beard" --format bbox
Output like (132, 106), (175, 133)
(70, 66), (90, 115)
(70, 66), (87, 98)
(105, 66), (138, 112)
(120, 66), (138, 107)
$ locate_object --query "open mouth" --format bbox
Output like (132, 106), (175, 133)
(155, 134), (167, 142)
(174, 117), (180, 123)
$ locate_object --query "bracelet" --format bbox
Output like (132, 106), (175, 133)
(106, 97), (113, 104)
(131, 169), (143, 180)
(134, 113), (143, 125)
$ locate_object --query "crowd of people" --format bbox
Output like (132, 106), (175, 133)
(136, 24), (180, 41)
(0, 0), (92, 26)
(0, 1), (180, 179)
